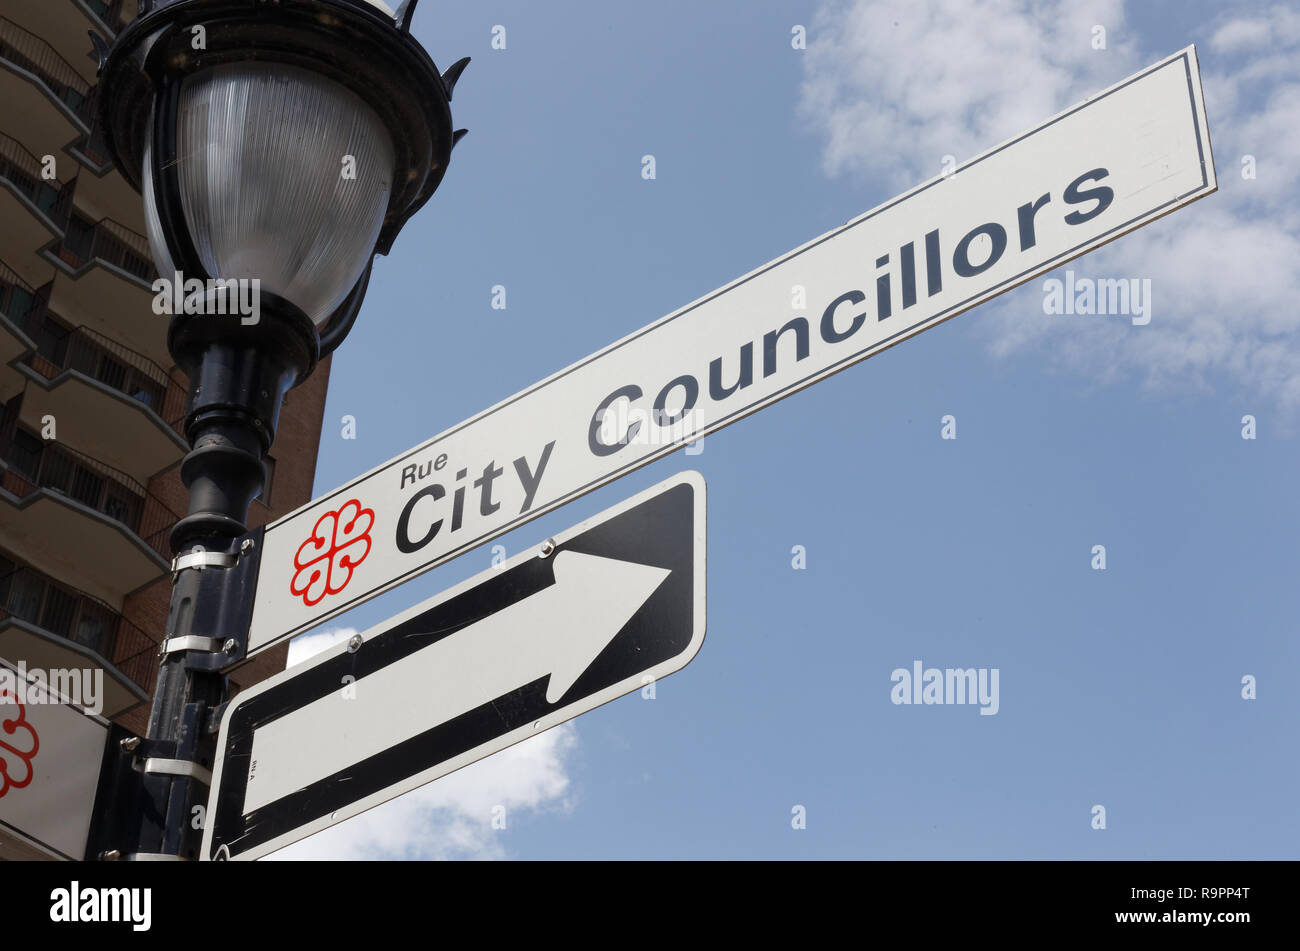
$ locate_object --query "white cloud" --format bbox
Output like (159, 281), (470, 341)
(1210, 5), (1300, 55)
(269, 724), (578, 861)
(799, 0), (1300, 417)
(268, 626), (580, 860)
(799, 0), (1135, 188)
(286, 626), (358, 667)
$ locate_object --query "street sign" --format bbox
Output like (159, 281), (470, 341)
(203, 471), (705, 860)
(0, 660), (110, 860)
(245, 46), (1215, 657)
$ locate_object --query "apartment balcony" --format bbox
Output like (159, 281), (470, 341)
(0, 7), (148, 224)
(63, 151), (151, 237)
(0, 11), (128, 175)
(21, 329), (187, 480)
(0, 133), (163, 364)
(0, 430), (178, 604)
(43, 214), (163, 358)
(0, 260), (38, 403)
(0, 261), (186, 478)
(6, 1), (134, 72)
(46, 213), (153, 286)
(0, 132), (72, 273)
(0, 561), (151, 717)
(0, 15), (100, 157)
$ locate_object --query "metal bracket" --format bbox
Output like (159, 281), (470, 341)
(181, 644), (243, 673)
(120, 737), (176, 761)
(171, 548), (236, 574)
(156, 632), (243, 669)
(122, 853), (186, 862)
(158, 634), (224, 657)
(143, 757), (212, 788)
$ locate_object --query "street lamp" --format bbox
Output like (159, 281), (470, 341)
(90, 0), (468, 859)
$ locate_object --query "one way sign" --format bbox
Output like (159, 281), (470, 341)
(202, 472), (705, 860)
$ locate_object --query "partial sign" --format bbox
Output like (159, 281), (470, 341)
(0, 660), (110, 860)
(246, 46), (1215, 656)
(205, 471), (705, 860)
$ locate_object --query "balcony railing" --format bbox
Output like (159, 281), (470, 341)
(55, 216), (154, 283)
(0, 259), (36, 327)
(0, 134), (150, 282)
(0, 16), (97, 129)
(0, 130), (72, 228)
(23, 324), (187, 436)
(0, 563), (156, 692)
(1, 260), (185, 437)
(0, 434), (181, 561)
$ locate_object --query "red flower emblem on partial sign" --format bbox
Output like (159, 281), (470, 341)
(290, 499), (375, 606)
(0, 689), (39, 799)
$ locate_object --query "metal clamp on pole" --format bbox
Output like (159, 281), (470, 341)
(171, 547), (236, 575)
(157, 532), (261, 672)
(122, 853), (187, 862)
(170, 636), (244, 673)
(158, 634), (225, 658)
(143, 757), (213, 788)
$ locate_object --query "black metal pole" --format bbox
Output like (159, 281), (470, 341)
(89, 0), (463, 862)
(121, 303), (316, 860)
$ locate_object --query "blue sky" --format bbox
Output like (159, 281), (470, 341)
(273, 0), (1300, 859)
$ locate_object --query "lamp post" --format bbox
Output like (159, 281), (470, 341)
(92, 0), (468, 860)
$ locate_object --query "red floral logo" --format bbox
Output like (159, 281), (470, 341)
(0, 690), (39, 799)
(290, 499), (375, 606)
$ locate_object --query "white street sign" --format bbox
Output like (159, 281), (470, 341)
(0, 660), (110, 860)
(245, 46), (1214, 656)
(205, 471), (704, 860)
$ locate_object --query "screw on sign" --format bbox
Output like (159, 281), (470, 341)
(290, 499), (375, 606)
(0, 690), (39, 798)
